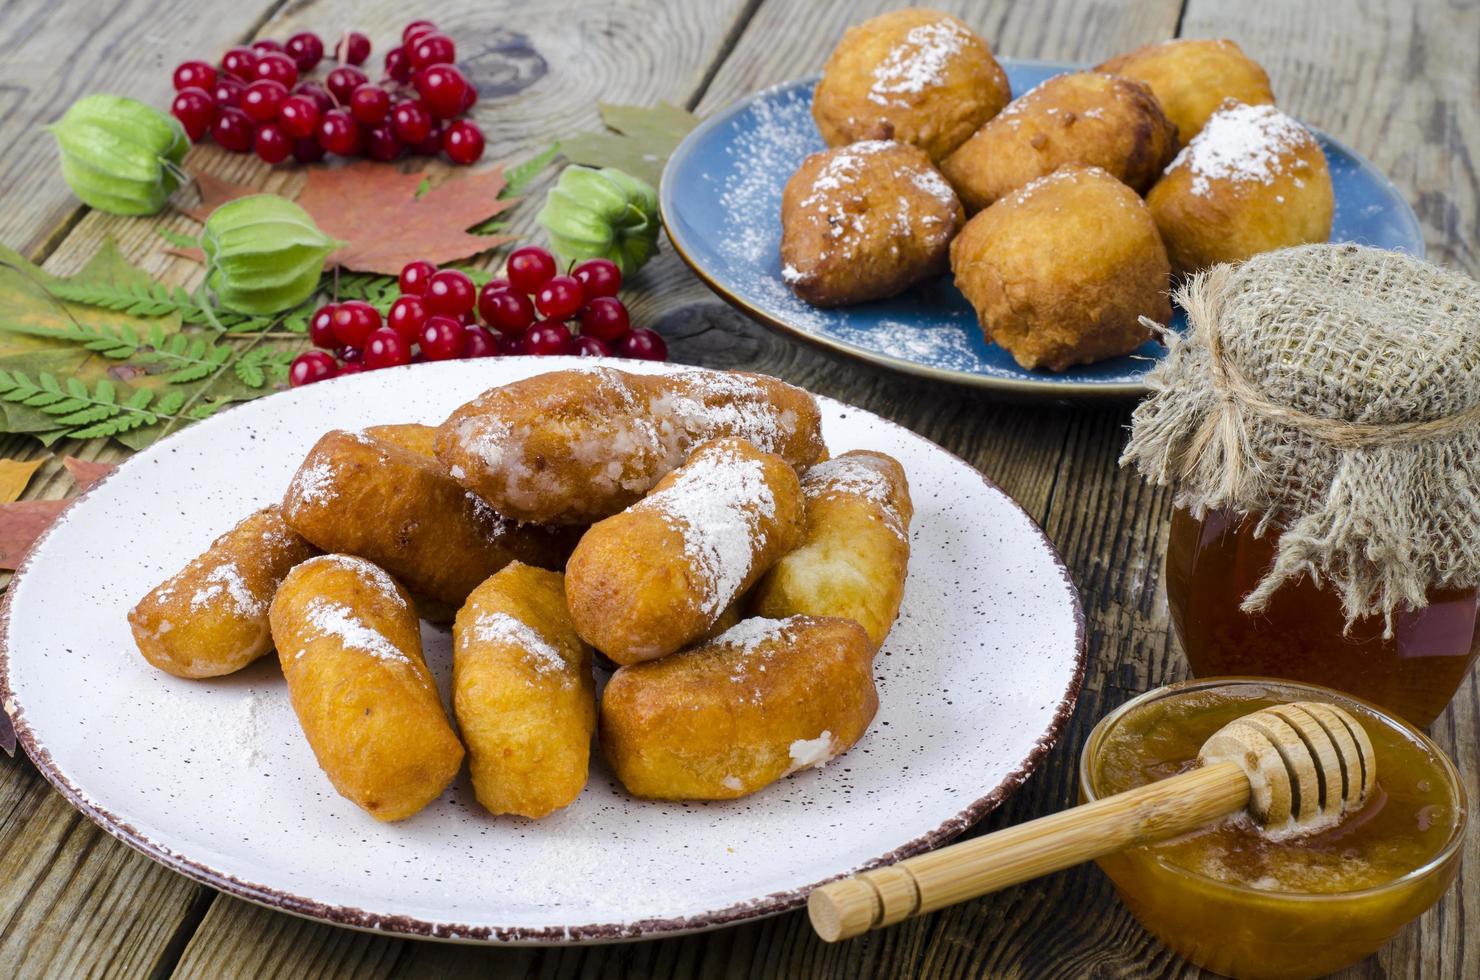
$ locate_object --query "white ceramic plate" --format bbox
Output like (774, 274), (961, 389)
(0, 357), (1084, 943)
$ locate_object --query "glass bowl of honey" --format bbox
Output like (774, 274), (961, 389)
(1081, 677), (1466, 980)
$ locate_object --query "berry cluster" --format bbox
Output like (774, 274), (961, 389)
(288, 247), (667, 386)
(169, 20), (484, 167)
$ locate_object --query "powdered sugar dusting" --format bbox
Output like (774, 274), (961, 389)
(318, 554), (402, 602)
(789, 141), (955, 276)
(286, 460), (334, 508)
(805, 454), (909, 539)
(465, 611), (568, 679)
(189, 562), (261, 616)
(911, 165), (957, 207)
(867, 19), (970, 108)
(783, 731), (838, 775)
(711, 616), (801, 702)
(639, 444), (777, 617)
(298, 598), (408, 666)
(1169, 101), (1312, 197)
(722, 87), (819, 267)
(652, 371), (802, 462)
(714, 616), (796, 655)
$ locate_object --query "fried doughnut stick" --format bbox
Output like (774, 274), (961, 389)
(454, 562), (596, 819)
(270, 555), (464, 822)
(752, 451), (912, 650)
(282, 430), (579, 606)
(128, 506), (316, 678)
(566, 437), (805, 665)
(601, 615), (877, 800)
(435, 367), (825, 525)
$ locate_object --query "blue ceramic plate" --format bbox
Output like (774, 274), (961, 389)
(659, 59), (1425, 397)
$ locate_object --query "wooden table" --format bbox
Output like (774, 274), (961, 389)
(1, 0), (1475, 976)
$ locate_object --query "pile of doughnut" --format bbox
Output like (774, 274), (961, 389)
(127, 367), (912, 822)
(782, 8), (1332, 371)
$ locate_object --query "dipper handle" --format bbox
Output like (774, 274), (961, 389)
(810, 700), (1376, 943)
(809, 761), (1250, 943)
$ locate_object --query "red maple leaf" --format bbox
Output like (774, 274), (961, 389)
(176, 164), (517, 276)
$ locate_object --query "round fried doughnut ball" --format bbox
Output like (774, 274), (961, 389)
(950, 166), (1172, 371)
(1147, 100), (1333, 274)
(1097, 38), (1274, 148)
(781, 140), (964, 307)
(812, 9), (1011, 162)
(940, 71), (1177, 212)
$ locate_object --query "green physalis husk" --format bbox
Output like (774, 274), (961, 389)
(48, 94), (190, 216)
(200, 195), (343, 315)
(536, 165), (660, 277)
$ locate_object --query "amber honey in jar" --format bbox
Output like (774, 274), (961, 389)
(1166, 507), (1480, 727)
(1081, 678), (1466, 980)
(1123, 244), (1480, 727)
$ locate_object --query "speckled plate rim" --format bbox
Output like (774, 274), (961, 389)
(0, 356), (1087, 945)
(659, 61), (1426, 399)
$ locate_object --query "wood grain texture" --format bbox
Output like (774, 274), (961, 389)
(0, 0), (286, 261)
(2, 0), (1477, 977)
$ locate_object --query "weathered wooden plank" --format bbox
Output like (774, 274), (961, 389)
(2, 0), (289, 261)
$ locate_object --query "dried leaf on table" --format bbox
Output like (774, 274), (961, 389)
(558, 101), (701, 187)
(0, 498), (69, 569)
(0, 243), (183, 358)
(63, 456), (116, 491)
(294, 162), (518, 274)
(0, 457), (46, 503)
(171, 163), (518, 275)
(179, 171), (259, 222)
(77, 236), (155, 288)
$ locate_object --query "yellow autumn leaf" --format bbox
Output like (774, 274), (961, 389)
(0, 456), (47, 503)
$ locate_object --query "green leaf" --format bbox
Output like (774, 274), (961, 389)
(503, 144), (561, 197)
(155, 389), (186, 415)
(158, 228), (199, 249)
(557, 101), (700, 187)
(76, 236), (154, 289)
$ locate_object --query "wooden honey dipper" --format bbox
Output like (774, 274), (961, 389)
(809, 701), (1376, 942)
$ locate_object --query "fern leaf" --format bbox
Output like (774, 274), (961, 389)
(155, 390), (186, 415)
(52, 404), (118, 426)
(503, 144), (560, 196)
(235, 356), (266, 389)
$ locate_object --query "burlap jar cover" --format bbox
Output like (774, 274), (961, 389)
(1122, 243), (1480, 633)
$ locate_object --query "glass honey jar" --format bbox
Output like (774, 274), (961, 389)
(1166, 507), (1480, 727)
(1123, 244), (1480, 728)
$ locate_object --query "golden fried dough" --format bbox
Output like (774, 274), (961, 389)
(951, 166), (1172, 371)
(270, 555), (464, 822)
(601, 616), (877, 800)
(566, 438), (805, 665)
(363, 422), (438, 457)
(940, 71), (1177, 212)
(1147, 100), (1333, 274)
(752, 451), (912, 650)
(702, 596), (744, 640)
(1097, 38), (1274, 148)
(282, 430), (578, 606)
(128, 506), (316, 678)
(436, 368), (825, 526)
(780, 140), (963, 307)
(812, 9), (1010, 162)
(453, 563), (595, 819)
